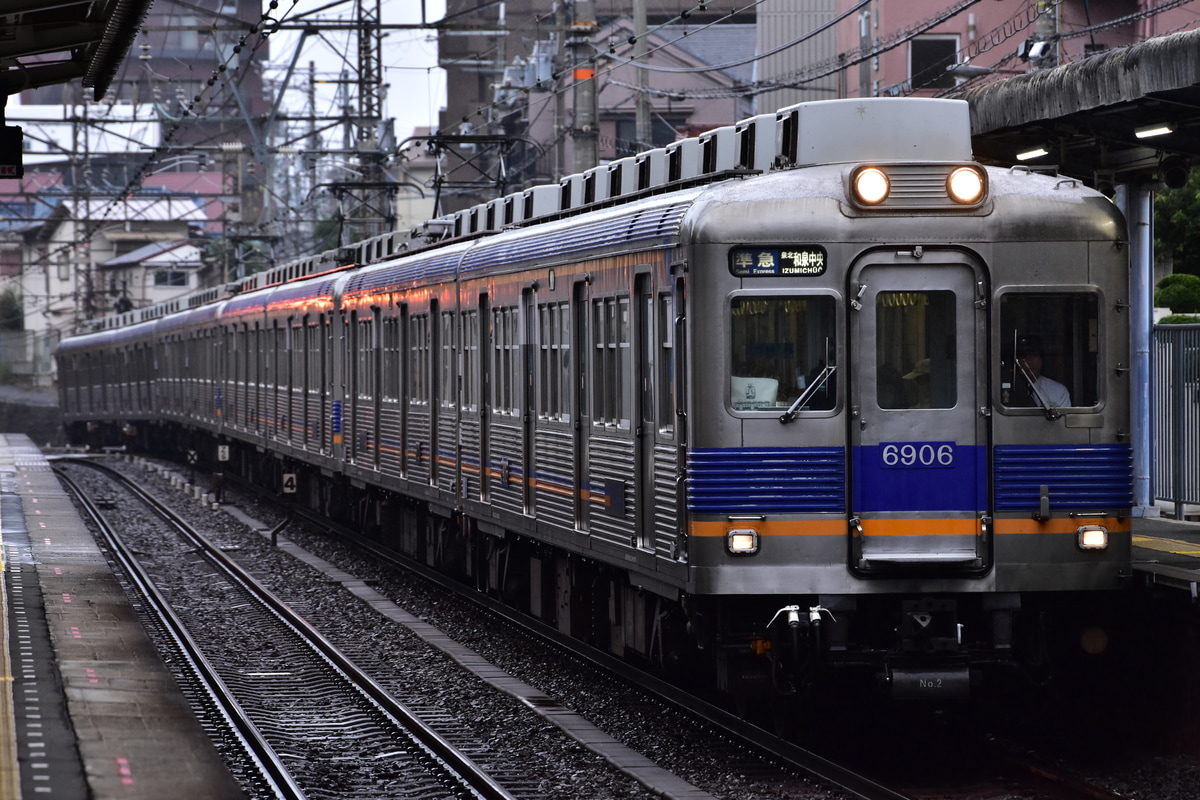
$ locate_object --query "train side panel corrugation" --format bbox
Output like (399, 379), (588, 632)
(436, 406), (459, 496)
(301, 389), (321, 456)
(350, 399), (376, 468)
(404, 403), (432, 486)
(587, 436), (637, 547)
(285, 387), (303, 445)
(486, 420), (526, 518)
(686, 448), (848, 515)
(993, 444), (1135, 510)
(533, 428), (575, 531)
(378, 399), (403, 481)
(458, 415), (482, 500)
(651, 442), (680, 561)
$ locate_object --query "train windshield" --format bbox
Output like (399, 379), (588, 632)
(729, 295), (837, 411)
(999, 292), (1100, 409)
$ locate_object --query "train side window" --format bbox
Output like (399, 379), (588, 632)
(461, 311), (479, 412)
(998, 292), (1100, 410)
(657, 292), (674, 435)
(592, 296), (630, 429)
(440, 310), (456, 409)
(538, 302), (569, 422)
(729, 295), (836, 411)
(492, 307), (519, 417)
(409, 314), (429, 405)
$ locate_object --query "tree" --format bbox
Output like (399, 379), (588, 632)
(0, 288), (23, 331)
(1155, 169), (1200, 277)
(1155, 273), (1200, 315)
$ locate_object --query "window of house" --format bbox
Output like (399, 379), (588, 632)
(154, 270), (189, 287)
(910, 36), (958, 91)
(614, 116), (683, 157)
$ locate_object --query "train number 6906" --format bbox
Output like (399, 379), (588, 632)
(880, 442), (955, 468)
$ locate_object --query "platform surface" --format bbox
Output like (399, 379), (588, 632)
(0, 434), (244, 799)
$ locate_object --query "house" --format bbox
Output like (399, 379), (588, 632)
(96, 239), (211, 314)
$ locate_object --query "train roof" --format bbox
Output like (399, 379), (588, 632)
(66, 97), (977, 337)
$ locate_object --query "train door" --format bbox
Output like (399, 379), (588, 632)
(572, 281), (589, 531)
(478, 295), (491, 501)
(522, 288), (536, 514)
(634, 273), (655, 550)
(429, 299), (440, 487)
(847, 252), (989, 573)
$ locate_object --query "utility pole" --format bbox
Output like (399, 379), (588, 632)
(569, 0), (599, 172)
(633, 0), (651, 151)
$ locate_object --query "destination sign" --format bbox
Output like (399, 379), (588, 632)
(730, 246), (828, 277)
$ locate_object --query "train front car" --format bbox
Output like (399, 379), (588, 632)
(681, 99), (1132, 706)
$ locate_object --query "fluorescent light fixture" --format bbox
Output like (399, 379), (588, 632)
(1016, 147), (1049, 161)
(1135, 123), (1173, 139)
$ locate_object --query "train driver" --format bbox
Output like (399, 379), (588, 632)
(1015, 336), (1071, 407)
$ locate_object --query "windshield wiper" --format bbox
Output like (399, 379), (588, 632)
(1015, 359), (1062, 420)
(780, 365), (836, 424)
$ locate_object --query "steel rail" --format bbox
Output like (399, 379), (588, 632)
(54, 466), (307, 800)
(67, 459), (517, 800)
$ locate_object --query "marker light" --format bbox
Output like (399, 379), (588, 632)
(947, 167), (986, 204)
(853, 167), (890, 205)
(1077, 525), (1109, 550)
(726, 529), (760, 555)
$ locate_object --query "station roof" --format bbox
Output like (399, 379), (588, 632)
(962, 27), (1200, 187)
(0, 0), (154, 103)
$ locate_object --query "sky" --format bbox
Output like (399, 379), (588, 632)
(9, 0), (447, 164)
(266, 0), (447, 143)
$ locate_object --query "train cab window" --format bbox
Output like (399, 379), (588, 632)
(876, 290), (957, 410)
(729, 295), (836, 412)
(999, 292), (1100, 410)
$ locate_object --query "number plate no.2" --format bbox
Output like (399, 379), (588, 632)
(880, 441), (955, 468)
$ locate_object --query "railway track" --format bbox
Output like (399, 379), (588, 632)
(56, 460), (520, 800)
(59, 455), (1151, 800)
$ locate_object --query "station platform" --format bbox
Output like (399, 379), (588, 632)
(1132, 508), (1200, 597)
(0, 434), (244, 799)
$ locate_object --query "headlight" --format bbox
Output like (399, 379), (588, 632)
(726, 528), (759, 555)
(1077, 525), (1109, 550)
(852, 167), (890, 205)
(947, 166), (986, 204)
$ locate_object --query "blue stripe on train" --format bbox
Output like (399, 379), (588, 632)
(993, 444), (1133, 511)
(686, 447), (845, 514)
(851, 443), (987, 513)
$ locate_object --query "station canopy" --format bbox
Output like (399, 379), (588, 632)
(1, 0), (154, 102)
(963, 26), (1200, 189)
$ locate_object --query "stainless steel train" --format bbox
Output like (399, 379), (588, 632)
(56, 98), (1134, 707)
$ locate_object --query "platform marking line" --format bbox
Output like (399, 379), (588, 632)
(115, 756), (136, 785)
(0, 570), (22, 798)
(1132, 535), (1200, 556)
